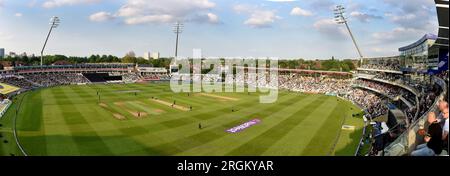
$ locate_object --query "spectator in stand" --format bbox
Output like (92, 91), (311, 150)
(438, 100), (448, 122)
(411, 112), (443, 156)
(344, 88), (388, 119)
(354, 79), (403, 98)
(441, 108), (448, 152)
(22, 73), (90, 87)
(122, 73), (140, 83)
(436, 70), (449, 82)
(0, 76), (37, 90)
(360, 60), (401, 71)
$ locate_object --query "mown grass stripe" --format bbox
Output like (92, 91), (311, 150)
(5, 83), (365, 156)
(226, 96), (328, 156)
(41, 88), (81, 155)
(301, 101), (346, 155)
(55, 87), (115, 155)
(146, 94), (309, 155)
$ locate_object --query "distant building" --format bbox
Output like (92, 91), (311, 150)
(126, 51), (136, 57)
(151, 52), (160, 59)
(20, 52), (27, 57)
(143, 52), (151, 60)
(399, 33), (437, 69)
(0, 48), (4, 58)
(8, 52), (17, 57)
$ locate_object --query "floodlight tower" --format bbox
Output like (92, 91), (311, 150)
(173, 21), (184, 60)
(334, 5), (364, 64)
(40, 16), (60, 66)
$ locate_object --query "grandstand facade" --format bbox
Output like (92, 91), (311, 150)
(0, 63), (169, 98)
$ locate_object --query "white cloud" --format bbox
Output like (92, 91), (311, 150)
(290, 7), (313, 16)
(350, 11), (382, 23)
(89, 11), (114, 22)
(368, 0), (438, 45)
(383, 0), (437, 31)
(206, 13), (219, 23)
(245, 11), (278, 28)
(42, 0), (102, 8)
(233, 4), (279, 28)
(124, 15), (174, 25)
(188, 12), (221, 24)
(371, 27), (425, 44)
(313, 19), (347, 40)
(93, 0), (218, 25)
(15, 13), (23, 17)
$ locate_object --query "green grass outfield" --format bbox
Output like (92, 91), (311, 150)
(0, 83), (364, 156)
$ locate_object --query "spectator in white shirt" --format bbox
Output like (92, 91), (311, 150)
(442, 109), (448, 140)
(438, 100), (448, 122)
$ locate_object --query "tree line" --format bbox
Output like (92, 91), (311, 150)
(277, 57), (357, 72)
(1, 54), (357, 72)
(0, 54), (172, 68)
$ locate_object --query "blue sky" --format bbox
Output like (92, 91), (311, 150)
(0, 0), (439, 59)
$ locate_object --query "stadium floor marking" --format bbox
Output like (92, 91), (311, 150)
(61, 86), (152, 155)
(98, 103), (127, 120)
(131, 101), (166, 115)
(114, 102), (148, 119)
(197, 93), (239, 101)
(150, 99), (190, 111)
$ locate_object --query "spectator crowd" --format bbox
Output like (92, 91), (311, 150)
(278, 74), (351, 95)
(345, 89), (388, 119)
(354, 79), (403, 98)
(360, 60), (401, 71)
(23, 73), (90, 87)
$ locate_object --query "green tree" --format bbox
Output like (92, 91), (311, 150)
(122, 55), (137, 63)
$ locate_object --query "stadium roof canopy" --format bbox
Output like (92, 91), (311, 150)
(434, 0), (449, 48)
(398, 34), (437, 52)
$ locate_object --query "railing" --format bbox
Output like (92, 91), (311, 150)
(383, 77), (447, 156)
(354, 115), (368, 156)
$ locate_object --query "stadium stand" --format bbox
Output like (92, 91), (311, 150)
(0, 59), (447, 156)
(0, 83), (20, 95)
(1, 64), (168, 88)
(0, 76), (37, 90)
